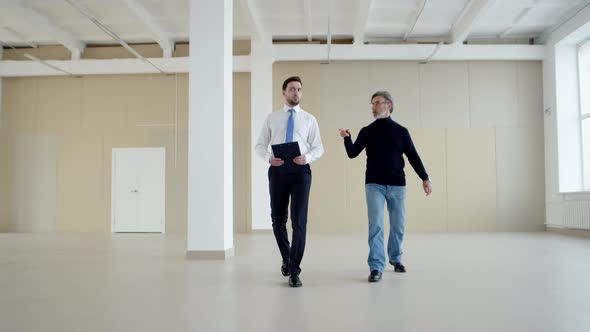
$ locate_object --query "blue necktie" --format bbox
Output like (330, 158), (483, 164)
(285, 109), (294, 143)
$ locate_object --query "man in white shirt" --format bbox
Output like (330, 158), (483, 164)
(255, 76), (324, 288)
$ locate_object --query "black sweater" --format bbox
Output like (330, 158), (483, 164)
(344, 117), (429, 186)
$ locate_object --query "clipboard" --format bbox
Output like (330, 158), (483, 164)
(271, 142), (301, 171)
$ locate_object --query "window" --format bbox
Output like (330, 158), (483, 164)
(579, 40), (590, 190)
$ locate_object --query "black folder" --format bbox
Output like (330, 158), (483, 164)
(271, 142), (301, 171)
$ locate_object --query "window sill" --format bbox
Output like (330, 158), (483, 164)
(560, 191), (590, 200)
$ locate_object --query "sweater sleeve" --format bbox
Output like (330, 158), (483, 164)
(344, 128), (367, 159)
(403, 129), (429, 181)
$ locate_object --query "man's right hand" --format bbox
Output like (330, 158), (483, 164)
(338, 128), (351, 138)
(270, 157), (284, 167)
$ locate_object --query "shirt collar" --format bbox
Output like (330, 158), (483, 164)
(283, 104), (301, 113)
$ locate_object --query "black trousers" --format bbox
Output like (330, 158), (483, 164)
(268, 165), (312, 276)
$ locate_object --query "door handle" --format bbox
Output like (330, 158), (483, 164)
(130, 189), (139, 193)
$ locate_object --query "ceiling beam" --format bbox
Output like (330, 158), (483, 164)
(274, 43), (544, 61)
(12, 3), (85, 59)
(240, 0), (266, 42)
(537, 0), (590, 44)
(403, 0), (427, 41)
(365, 36), (447, 43)
(540, 0), (589, 6)
(0, 42), (546, 78)
(420, 41), (443, 63)
(499, 0), (539, 38)
(1, 27), (38, 48)
(353, 0), (372, 45)
(0, 55), (251, 77)
(66, 0), (166, 74)
(449, 0), (495, 45)
(23, 52), (79, 77)
(121, 0), (174, 57)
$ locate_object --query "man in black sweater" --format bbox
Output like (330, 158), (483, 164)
(339, 91), (432, 283)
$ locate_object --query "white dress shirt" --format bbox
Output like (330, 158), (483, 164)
(255, 104), (324, 164)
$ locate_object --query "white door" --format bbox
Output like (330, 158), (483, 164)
(112, 148), (166, 233)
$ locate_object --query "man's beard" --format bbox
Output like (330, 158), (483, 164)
(373, 111), (389, 119)
(288, 98), (300, 106)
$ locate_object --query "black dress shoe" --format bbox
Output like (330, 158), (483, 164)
(281, 262), (290, 276)
(368, 270), (382, 282)
(389, 261), (406, 273)
(288, 275), (302, 287)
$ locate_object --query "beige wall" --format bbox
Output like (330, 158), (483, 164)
(0, 72), (251, 233)
(1, 74), (181, 232)
(0, 130), (12, 232)
(3, 45), (72, 61)
(0, 56), (544, 233)
(233, 73), (251, 233)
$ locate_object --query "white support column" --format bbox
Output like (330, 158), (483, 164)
(250, 37), (274, 230)
(187, 0), (234, 258)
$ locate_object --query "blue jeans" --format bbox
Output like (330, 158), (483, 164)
(365, 184), (407, 272)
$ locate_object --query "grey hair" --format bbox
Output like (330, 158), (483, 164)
(371, 91), (394, 113)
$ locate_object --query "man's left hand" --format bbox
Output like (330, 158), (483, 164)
(293, 155), (307, 165)
(423, 180), (432, 196)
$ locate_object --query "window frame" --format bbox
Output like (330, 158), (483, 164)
(578, 38), (590, 190)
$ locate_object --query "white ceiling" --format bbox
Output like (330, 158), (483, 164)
(0, 0), (588, 49)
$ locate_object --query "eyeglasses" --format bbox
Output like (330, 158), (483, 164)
(370, 101), (390, 106)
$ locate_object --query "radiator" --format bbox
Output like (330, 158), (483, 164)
(561, 201), (590, 229)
